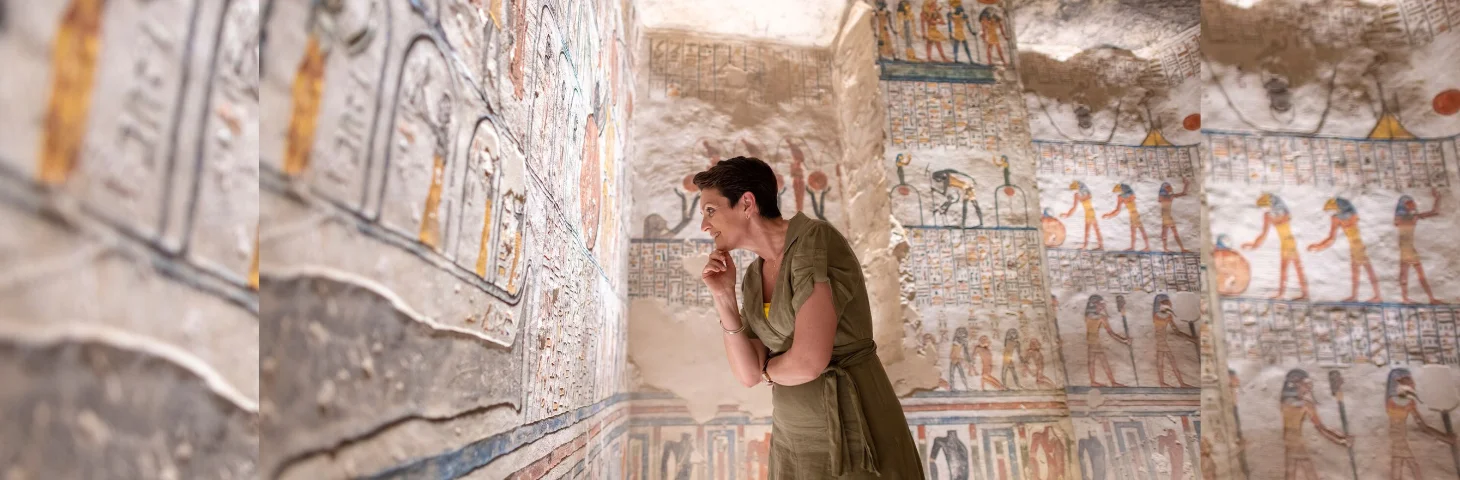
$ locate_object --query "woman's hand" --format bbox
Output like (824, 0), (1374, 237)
(702, 249), (737, 299)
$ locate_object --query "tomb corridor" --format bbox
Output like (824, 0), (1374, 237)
(0, 0), (1457, 478)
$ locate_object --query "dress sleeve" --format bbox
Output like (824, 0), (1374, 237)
(789, 223), (849, 317)
(738, 265), (760, 340)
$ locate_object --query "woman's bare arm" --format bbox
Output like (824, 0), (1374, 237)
(710, 291), (768, 388)
(703, 249), (768, 388)
(764, 282), (836, 386)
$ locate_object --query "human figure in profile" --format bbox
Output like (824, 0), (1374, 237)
(1384, 368), (1456, 480)
(949, 327), (975, 390)
(974, 335), (1004, 390)
(1061, 181), (1103, 250)
(1103, 183), (1151, 251)
(978, 7), (1010, 65)
(1308, 197), (1381, 302)
(1394, 190), (1444, 304)
(1000, 328), (1023, 389)
(1279, 369), (1350, 480)
(1156, 428), (1186, 480)
(1157, 179), (1191, 252)
(1084, 295), (1130, 387)
(947, 0), (978, 63)
(1151, 294), (1197, 388)
(1243, 193), (1309, 300)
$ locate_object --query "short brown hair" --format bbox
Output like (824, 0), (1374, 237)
(691, 156), (782, 219)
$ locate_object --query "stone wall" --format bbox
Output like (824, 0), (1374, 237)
(1021, 25), (1207, 480)
(0, 1), (262, 477)
(872, 0), (1078, 478)
(257, 0), (638, 478)
(1201, 1), (1460, 479)
(6, 0), (1456, 479)
(622, 25), (844, 479)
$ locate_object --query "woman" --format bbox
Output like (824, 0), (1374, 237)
(697, 157), (924, 478)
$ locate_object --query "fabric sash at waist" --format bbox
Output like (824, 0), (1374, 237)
(820, 338), (880, 476)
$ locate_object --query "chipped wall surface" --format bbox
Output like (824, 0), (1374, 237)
(622, 0), (1096, 477)
(1021, 22), (1207, 480)
(624, 26), (847, 416)
(1011, 0), (1202, 55)
(259, 0), (637, 477)
(636, 0), (847, 47)
(7, 0), (1458, 479)
(622, 27), (842, 478)
(1202, 1), (1460, 479)
(0, 0), (261, 477)
(874, 0), (1081, 476)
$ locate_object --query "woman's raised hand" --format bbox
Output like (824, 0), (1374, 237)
(702, 249), (737, 298)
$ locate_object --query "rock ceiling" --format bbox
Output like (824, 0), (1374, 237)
(635, 0), (1198, 56)
(1011, 0), (1200, 58)
(635, 0), (848, 46)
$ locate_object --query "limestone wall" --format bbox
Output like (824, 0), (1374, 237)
(622, 25), (844, 479)
(872, 0), (1078, 477)
(255, 0), (637, 478)
(1201, 1), (1460, 479)
(0, 1), (261, 477)
(6, 0), (1456, 479)
(1021, 26), (1207, 480)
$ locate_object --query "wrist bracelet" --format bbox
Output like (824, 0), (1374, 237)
(722, 322), (747, 335)
(761, 356), (774, 385)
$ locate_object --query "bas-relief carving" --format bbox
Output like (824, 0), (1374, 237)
(256, 0), (633, 476)
(191, 0), (262, 285)
(380, 37), (458, 250)
(1051, 292), (1203, 389)
(277, 0), (391, 209)
(0, 340), (259, 479)
(15, 0), (204, 241)
(453, 118), (530, 300)
(520, 193), (619, 422)
(0, 0), (265, 424)
(883, 81), (1031, 152)
(1227, 366), (1460, 480)
(910, 304), (1064, 392)
(0, 0), (264, 287)
(259, 275), (523, 477)
(870, 7), (1067, 401)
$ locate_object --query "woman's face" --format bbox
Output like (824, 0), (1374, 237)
(700, 188), (751, 250)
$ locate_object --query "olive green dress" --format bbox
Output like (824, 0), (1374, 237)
(740, 213), (925, 479)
